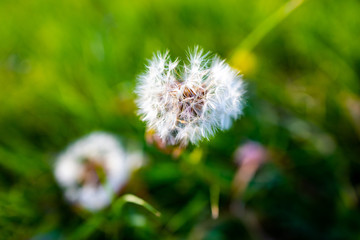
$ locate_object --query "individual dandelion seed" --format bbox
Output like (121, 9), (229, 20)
(54, 132), (143, 211)
(136, 47), (246, 147)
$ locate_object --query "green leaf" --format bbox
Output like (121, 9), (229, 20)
(112, 194), (161, 218)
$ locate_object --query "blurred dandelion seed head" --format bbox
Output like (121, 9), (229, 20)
(136, 47), (246, 146)
(54, 132), (143, 211)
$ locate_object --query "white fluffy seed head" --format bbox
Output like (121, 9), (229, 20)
(54, 132), (143, 211)
(136, 47), (246, 146)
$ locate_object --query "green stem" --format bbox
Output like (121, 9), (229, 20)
(210, 184), (220, 219)
(232, 0), (306, 54)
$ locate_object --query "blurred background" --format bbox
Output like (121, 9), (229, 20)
(1, 0), (360, 239)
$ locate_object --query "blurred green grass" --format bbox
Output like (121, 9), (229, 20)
(1, 0), (360, 239)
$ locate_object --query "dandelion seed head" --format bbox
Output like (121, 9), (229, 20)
(136, 47), (245, 146)
(54, 132), (143, 211)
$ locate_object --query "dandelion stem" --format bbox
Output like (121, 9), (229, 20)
(232, 0), (306, 55)
(210, 184), (220, 219)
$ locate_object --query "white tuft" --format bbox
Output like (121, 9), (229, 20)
(136, 47), (245, 146)
(54, 132), (143, 211)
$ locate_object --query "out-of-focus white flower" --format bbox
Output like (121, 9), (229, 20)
(54, 132), (143, 211)
(136, 47), (245, 146)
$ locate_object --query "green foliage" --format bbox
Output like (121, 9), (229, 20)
(1, 0), (360, 239)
